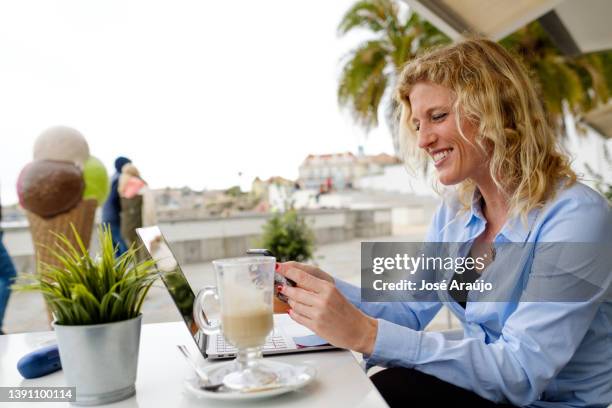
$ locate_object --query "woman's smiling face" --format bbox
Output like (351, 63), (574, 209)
(408, 81), (489, 186)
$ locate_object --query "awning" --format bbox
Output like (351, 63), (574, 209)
(402, 0), (612, 55)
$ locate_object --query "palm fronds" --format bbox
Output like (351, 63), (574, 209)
(13, 224), (158, 325)
(338, 0), (399, 35)
(338, 40), (390, 129)
(339, 0), (612, 150)
(501, 22), (612, 131)
(337, 0), (450, 146)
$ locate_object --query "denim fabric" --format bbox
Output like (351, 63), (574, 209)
(0, 231), (17, 330)
(107, 222), (128, 257)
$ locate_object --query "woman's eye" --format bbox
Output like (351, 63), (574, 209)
(432, 113), (447, 121)
(415, 124), (420, 132)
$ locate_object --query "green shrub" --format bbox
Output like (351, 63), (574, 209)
(14, 225), (158, 325)
(259, 209), (314, 262)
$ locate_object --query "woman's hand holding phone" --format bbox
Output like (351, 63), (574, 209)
(276, 261), (378, 355)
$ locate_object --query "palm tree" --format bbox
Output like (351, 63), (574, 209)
(337, 0), (450, 153)
(500, 22), (612, 132)
(338, 0), (612, 153)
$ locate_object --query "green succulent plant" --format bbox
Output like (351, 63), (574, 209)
(14, 224), (158, 325)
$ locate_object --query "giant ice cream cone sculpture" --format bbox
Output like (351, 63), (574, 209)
(25, 199), (98, 267)
(17, 126), (109, 325)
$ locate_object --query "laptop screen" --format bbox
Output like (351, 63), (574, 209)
(136, 226), (201, 340)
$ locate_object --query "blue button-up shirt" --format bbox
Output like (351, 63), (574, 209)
(337, 181), (611, 407)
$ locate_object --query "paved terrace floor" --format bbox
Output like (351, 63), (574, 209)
(3, 226), (460, 334)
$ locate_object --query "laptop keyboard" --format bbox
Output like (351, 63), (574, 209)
(215, 329), (288, 353)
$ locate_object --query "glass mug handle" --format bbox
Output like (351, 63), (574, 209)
(193, 286), (221, 335)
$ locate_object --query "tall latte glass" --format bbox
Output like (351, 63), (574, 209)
(193, 256), (276, 390)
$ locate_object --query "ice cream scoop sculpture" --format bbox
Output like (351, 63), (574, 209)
(82, 156), (110, 206)
(18, 160), (85, 218)
(33, 126), (90, 168)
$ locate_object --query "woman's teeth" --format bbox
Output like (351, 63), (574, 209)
(433, 149), (452, 162)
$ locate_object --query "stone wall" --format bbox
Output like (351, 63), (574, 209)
(4, 207), (410, 273)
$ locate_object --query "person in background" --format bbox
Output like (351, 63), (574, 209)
(102, 156), (131, 256)
(118, 163), (157, 258)
(0, 190), (17, 335)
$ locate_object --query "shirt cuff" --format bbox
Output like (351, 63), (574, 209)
(367, 318), (422, 367)
(334, 278), (361, 306)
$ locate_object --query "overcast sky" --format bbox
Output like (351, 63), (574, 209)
(0, 0), (395, 205)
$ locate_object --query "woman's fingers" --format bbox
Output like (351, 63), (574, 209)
(276, 262), (294, 276)
(283, 267), (326, 293)
(285, 286), (317, 319)
(277, 261), (334, 284)
(281, 261), (320, 275)
(288, 308), (312, 328)
(282, 285), (316, 306)
(287, 298), (313, 320)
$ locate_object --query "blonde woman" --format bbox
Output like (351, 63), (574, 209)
(277, 38), (611, 407)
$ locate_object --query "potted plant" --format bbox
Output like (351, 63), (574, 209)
(259, 208), (315, 262)
(15, 225), (158, 406)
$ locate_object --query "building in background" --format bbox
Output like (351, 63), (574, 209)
(251, 176), (296, 212)
(298, 151), (401, 190)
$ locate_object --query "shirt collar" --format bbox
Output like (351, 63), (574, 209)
(463, 188), (539, 243)
(464, 189), (486, 228)
(499, 208), (539, 242)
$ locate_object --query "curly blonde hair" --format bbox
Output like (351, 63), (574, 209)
(396, 37), (576, 219)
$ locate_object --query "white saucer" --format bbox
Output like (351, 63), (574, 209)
(184, 360), (316, 401)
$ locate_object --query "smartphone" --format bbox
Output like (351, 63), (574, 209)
(246, 248), (296, 303)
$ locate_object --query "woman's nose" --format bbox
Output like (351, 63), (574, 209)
(417, 128), (436, 150)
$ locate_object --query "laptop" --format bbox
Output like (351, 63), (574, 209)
(136, 225), (336, 360)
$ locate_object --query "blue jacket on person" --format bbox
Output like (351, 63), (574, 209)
(101, 156), (131, 224)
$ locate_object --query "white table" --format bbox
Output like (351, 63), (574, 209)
(0, 321), (388, 407)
